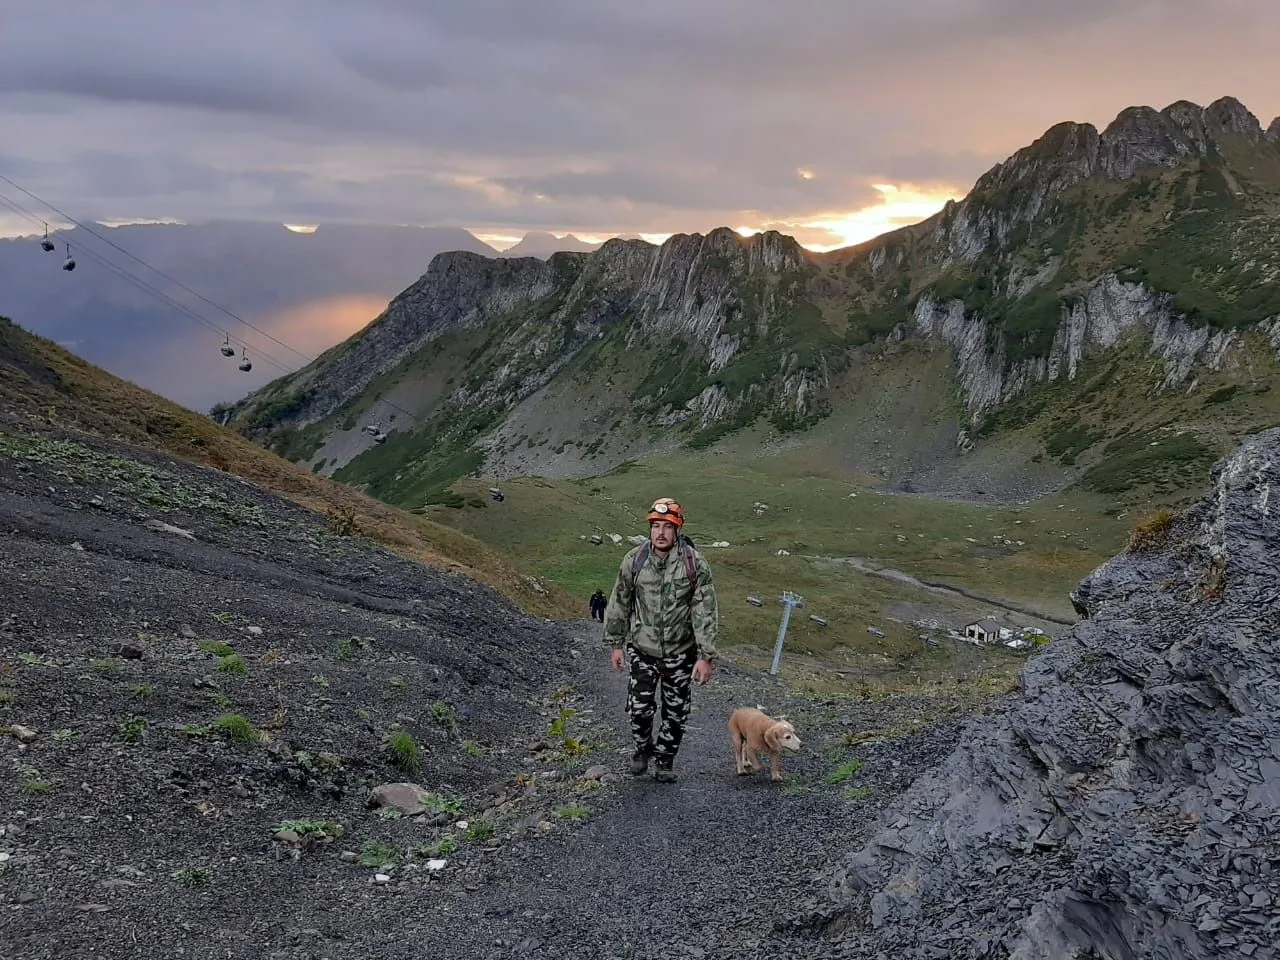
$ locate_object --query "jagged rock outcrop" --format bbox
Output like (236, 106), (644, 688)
(819, 429), (1280, 959)
(1267, 117), (1280, 144)
(913, 274), (1246, 415)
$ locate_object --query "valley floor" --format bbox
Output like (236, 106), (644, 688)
(0, 423), (975, 960)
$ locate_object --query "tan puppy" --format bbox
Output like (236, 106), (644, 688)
(728, 707), (802, 782)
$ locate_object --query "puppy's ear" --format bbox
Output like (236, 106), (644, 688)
(764, 724), (780, 750)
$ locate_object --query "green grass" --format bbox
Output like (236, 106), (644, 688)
(212, 713), (261, 745)
(1079, 431), (1218, 495)
(386, 730), (422, 773)
(427, 452), (1132, 668)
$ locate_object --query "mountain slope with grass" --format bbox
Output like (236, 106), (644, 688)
(0, 315), (573, 619)
(225, 96), (1280, 511)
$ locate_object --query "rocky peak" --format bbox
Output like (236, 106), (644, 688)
(820, 428), (1280, 958)
(1099, 104), (1201, 179)
(934, 96), (1267, 262)
(1266, 116), (1280, 144)
(1203, 94), (1265, 140)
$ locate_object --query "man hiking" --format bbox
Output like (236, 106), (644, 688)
(603, 497), (718, 783)
(589, 589), (607, 622)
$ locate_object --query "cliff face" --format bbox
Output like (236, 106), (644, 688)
(914, 275), (1249, 414)
(819, 428), (1280, 959)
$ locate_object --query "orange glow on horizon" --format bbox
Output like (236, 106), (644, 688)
(794, 183), (961, 251)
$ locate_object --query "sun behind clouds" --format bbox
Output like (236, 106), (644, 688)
(793, 183), (962, 251)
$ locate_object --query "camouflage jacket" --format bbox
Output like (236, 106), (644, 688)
(602, 540), (719, 662)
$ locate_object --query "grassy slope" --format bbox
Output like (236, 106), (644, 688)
(0, 316), (576, 619)
(431, 451), (1125, 654)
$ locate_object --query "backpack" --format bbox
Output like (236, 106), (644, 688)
(626, 535), (699, 618)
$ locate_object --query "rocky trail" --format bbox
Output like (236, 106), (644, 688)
(0, 423), (965, 959)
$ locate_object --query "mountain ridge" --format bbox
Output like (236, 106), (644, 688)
(224, 95), (1280, 510)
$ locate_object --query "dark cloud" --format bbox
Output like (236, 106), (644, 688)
(0, 0), (1275, 243)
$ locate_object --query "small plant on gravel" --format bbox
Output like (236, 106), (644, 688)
(462, 739), (488, 758)
(430, 700), (459, 733)
(207, 692), (234, 710)
(180, 723), (210, 737)
(210, 612), (234, 625)
(199, 640), (236, 657)
(464, 822), (495, 842)
(554, 805), (590, 822)
(326, 505), (360, 537)
(333, 636), (366, 661)
(131, 683), (152, 699)
(843, 786), (873, 802)
(359, 840), (401, 868)
(19, 652), (54, 667)
(216, 654), (248, 676)
(311, 674), (330, 688)
(213, 713), (261, 745)
(561, 737), (589, 757)
(90, 659), (119, 674)
(385, 730), (422, 773)
(0, 690), (15, 707)
(137, 632), (162, 644)
(419, 835), (457, 858)
(171, 866), (214, 888)
(1129, 508), (1176, 552)
(424, 793), (463, 816)
(119, 714), (148, 742)
(827, 758), (864, 784)
(377, 807), (404, 821)
(14, 762), (55, 795)
(52, 728), (77, 742)
(547, 706), (574, 739)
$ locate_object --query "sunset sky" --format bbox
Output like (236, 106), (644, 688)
(1, 1), (1278, 252)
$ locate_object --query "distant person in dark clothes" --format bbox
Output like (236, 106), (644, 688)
(589, 589), (607, 621)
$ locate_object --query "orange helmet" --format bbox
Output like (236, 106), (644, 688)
(646, 497), (685, 527)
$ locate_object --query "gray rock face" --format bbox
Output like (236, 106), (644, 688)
(819, 429), (1280, 959)
(913, 274), (1245, 415)
(1267, 117), (1280, 144)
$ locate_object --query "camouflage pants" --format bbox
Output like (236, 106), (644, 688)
(626, 647), (696, 762)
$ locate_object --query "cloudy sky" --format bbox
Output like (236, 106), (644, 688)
(1, 0), (1278, 252)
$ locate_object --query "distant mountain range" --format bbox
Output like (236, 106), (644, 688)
(498, 232), (602, 258)
(0, 221), (617, 410)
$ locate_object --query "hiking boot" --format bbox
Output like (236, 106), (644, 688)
(628, 748), (650, 776)
(653, 760), (677, 784)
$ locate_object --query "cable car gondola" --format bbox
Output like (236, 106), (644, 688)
(220, 334), (235, 357)
(40, 224), (54, 253)
(62, 242), (76, 271)
(238, 349), (252, 372)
